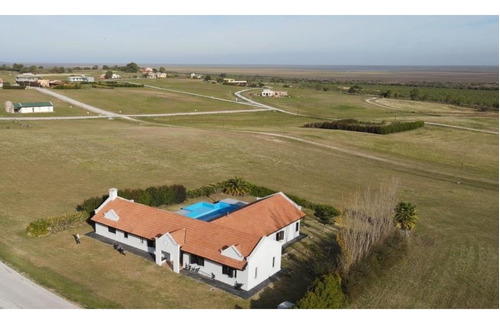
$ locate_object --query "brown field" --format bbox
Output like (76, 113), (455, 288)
(165, 65), (499, 83)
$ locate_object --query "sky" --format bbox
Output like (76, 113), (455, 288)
(0, 15), (498, 66)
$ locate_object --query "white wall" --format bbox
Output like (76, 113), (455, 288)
(155, 233), (180, 272)
(246, 236), (282, 291)
(182, 252), (249, 289)
(19, 106), (53, 113)
(268, 220), (301, 245)
(95, 223), (154, 253)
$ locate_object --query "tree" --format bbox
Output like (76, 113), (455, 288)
(12, 63), (24, 72)
(348, 85), (361, 94)
(105, 70), (113, 79)
(92, 65), (99, 70)
(337, 178), (400, 274)
(222, 177), (249, 197)
(394, 201), (418, 233)
(409, 88), (420, 100)
(204, 75), (212, 82)
(159, 66), (166, 73)
(295, 274), (346, 309)
(102, 65), (110, 70)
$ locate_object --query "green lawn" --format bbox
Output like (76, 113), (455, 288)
(51, 87), (249, 115)
(0, 77), (497, 309)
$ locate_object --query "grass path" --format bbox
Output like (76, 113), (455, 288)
(365, 97), (499, 134)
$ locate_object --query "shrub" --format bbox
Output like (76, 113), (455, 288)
(303, 119), (424, 135)
(313, 204), (339, 225)
(295, 273), (346, 309)
(26, 212), (89, 237)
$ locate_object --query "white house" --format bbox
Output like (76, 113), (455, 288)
(0, 78), (3, 88)
(261, 89), (275, 97)
(6, 101), (54, 113)
(15, 73), (41, 85)
(91, 189), (305, 292)
(67, 75), (95, 82)
(261, 89), (288, 97)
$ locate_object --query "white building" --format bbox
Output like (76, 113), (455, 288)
(15, 73), (41, 85)
(261, 89), (288, 97)
(91, 189), (305, 292)
(67, 75), (95, 82)
(0, 78), (3, 88)
(7, 101), (54, 113)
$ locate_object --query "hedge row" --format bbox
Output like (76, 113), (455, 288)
(26, 212), (88, 237)
(2, 83), (26, 90)
(118, 184), (187, 207)
(304, 119), (424, 135)
(92, 84), (114, 89)
(53, 83), (82, 89)
(76, 184), (188, 214)
(99, 82), (144, 88)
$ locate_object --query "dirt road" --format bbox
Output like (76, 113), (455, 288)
(0, 260), (77, 309)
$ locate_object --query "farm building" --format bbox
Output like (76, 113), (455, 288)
(67, 75), (95, 82)
(5, 101), (54, 113)
(261, 89), (288, 97)
(15, 73), (41, 86)
(223, 78), (247, 86)
(0, 78), (3, 88)
(91, 189), (305, 292)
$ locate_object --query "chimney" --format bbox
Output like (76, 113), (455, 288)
(109, 188), (118, 200)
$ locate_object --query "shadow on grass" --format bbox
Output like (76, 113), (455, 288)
(250, 232), (341, 309)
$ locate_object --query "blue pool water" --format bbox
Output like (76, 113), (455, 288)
(181, 201), (241, 222)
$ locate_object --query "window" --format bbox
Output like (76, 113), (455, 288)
(255, 267), (258, 278)
(222, 265), (237, 278)
(108, 226), (116, 234)
(124, 232), (128, 238)
(276, 231), (284, 241)
(296, 222), (300, 232)
(190, 254), (205, 266)
(272, 257), (275, 268)
(147, 240), (155, 248)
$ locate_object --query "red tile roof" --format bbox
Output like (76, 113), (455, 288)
(91, 192), (305, 269)
(212, 193), (306, 237)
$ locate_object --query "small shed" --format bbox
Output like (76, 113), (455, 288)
(10, 102), (54, 113)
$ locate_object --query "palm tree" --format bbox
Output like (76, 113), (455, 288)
(394, 201), (418, 233)
(222, 177), (249, 197)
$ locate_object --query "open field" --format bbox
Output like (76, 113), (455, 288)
(0, 88), (95, 117)
(0, 73), (497, 309)
(51, 87), (248, 115)
(165, 65), (499, 83)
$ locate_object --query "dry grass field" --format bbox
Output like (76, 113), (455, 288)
(0, 72), (497, 309)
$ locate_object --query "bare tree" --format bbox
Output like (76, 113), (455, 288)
(337, 178), (400, 274)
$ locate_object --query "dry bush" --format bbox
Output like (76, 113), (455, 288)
(337, 178), (400, 274)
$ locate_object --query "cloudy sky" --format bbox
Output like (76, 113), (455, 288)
(0, 15), (498, 66)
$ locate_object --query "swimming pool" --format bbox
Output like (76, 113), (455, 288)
(180, 201), (242, 222)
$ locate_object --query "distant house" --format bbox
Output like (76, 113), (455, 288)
(223, 78), (247, 86)
(67, 75), (95, 82)
(5, 101), (54, 114)
(99, 73), (121, 79)
(91, 189), (305, 292)
(140, 67), (153, 74)
(15, 73), (41, 85)
(35, 80), (51, 88)
(0, 78), (3, 88)
(145, 72), (167, 79)
(261, 89), (288, 97)
(190, 73), (203, 79)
